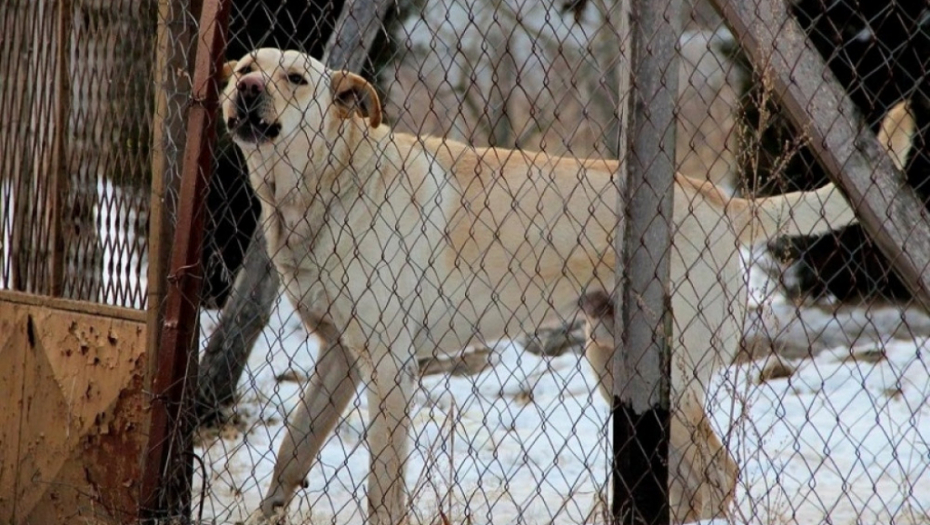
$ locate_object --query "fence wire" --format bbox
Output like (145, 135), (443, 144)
(5, 0), (930, 524)
(177, 1), (930, 524)
(189, 0), (930, 524)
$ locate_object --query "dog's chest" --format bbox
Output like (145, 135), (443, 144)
(265, 197), (330, 273)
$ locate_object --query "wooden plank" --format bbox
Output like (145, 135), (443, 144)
(612, 0), (679, 522)
(0, 290), (147, 323)
(0, 300), (147, 524)
(709, 0), (930, 303)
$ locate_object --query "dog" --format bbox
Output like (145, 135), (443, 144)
(220, 48), (857, 524)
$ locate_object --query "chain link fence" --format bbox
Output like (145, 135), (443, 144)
(4, 0), (930, 523)
(179, 0), (930, 523)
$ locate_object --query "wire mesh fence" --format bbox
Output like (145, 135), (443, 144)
(188, 1), (928, 523)
(0, 0), (153, 308)
(4, 0), (930, 524)
(179, 0), (930, 523)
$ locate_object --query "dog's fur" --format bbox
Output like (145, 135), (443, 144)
(221, 48), (857, 524)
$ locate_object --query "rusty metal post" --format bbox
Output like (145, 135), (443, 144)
(613, 0), (680, 523)
(47, 0), (71, 297)
(140, 0), (231, 519)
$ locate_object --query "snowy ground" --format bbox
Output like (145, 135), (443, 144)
(193, 284), (930, 525)
(193, 296), (614, 525)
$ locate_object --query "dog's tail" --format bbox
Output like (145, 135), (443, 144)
(732, 183), (858, 245)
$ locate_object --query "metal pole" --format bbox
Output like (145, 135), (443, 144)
(613, 0), (680, 523)
(48, 0), (71, 297)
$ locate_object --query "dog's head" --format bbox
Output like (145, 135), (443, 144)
(220, 48), (382, 147)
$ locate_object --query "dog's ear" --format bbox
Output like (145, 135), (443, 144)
(220, 60), (237, 87)
(330, 70), (382, 128)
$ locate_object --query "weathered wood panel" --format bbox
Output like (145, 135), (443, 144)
(0, 291), (147, 525)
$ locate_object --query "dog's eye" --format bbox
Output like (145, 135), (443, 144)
(237, 64), (253, 74)
(287, 73), (308, 86)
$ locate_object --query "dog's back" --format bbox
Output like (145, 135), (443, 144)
(411, 135), (855, 364)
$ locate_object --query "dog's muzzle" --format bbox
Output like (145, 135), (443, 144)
(226, 76), (281, 144)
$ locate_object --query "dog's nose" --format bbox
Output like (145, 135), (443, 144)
(237, 75), (264, 99)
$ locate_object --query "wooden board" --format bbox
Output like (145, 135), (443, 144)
(0, 292), (148, 524)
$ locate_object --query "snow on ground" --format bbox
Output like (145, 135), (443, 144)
(710, 322), (930, 524)
(194, 297), (613, 524)
(96, 179), (147, 308)
(1, 179), (11, 287)
(194, 292), (930, 525)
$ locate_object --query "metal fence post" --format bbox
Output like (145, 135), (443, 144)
(141, 0), (231, 519)
(613, 0), (680, 523)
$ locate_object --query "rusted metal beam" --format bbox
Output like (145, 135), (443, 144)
(146, 0), (196, 413)
(140, 0), (231, 519)
(709, 0), (930, 303)
(613, 0), (679, 522)
(47, 0), (71, 297)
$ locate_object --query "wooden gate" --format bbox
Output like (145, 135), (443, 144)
(0, 1), (166, 523)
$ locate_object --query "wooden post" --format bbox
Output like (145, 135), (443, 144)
(613, 0), (679, 523)
(709, 0), (930, 304)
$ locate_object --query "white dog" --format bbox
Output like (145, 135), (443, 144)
(221, 48), (857, 524)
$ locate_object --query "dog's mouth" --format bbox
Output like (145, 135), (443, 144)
(227, 113), (282, 144)
(227, 92), (281, 144)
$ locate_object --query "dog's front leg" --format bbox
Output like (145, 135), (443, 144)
(250, 330), (361, 523)
(365, 343), (417, 525)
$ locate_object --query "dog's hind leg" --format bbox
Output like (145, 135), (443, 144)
(365, 341), (417, 525)
(672, 395), (737, 520)
(580, 291), (737, 522)
(694, 408), (738, 519)
(252, 322), (361, 522)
